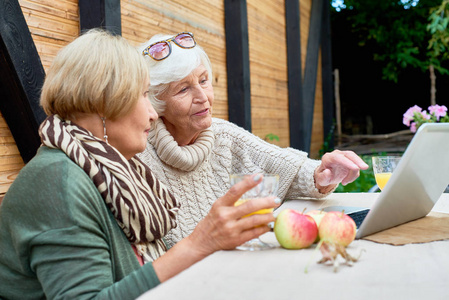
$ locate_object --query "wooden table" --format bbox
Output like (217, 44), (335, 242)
(138, 193), (449, 300)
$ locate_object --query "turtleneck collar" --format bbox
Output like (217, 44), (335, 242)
(148, 118), (215, 172)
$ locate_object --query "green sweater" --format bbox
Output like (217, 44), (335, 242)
(0, 147), (160, 299)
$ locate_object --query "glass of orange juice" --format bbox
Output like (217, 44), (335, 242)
(372, 156), (402, 191)
(230, 174), (279, 250)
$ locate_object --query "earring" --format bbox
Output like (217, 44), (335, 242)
(101, 117), (108, 143)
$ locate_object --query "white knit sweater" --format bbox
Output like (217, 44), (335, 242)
(138, 118), (331, 247)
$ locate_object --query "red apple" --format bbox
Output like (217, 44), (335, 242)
(274, 209), (318, 249)
(318, 211), (356, 247)
(305, 211), (361, 273)
(306, 210), (328, 243)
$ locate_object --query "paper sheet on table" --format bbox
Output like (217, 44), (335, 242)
(363, 212), (449, 246)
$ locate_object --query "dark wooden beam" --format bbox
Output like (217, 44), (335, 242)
(224, 0), (252, 131)
(321, 1), (335, 150)
(285, 0), (303, 149)
(0, 0), (47, 163)
(79, 0), (122, 35)
(301, 0), (324, 153)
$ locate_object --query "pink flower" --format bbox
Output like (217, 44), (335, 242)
(421, 111), (431, 120)
(403, 104), (449, 132)
(428, 105), (448, 121)
(403, 105), (422, 126)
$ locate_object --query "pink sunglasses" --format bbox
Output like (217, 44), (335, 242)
(142, 32), (196, 61)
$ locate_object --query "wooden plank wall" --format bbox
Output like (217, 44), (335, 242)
(247, 0), (289, 147)
(2, 0), (324, 195)
(0, 112), (24, 194)
(19, 0), (79, 72)
(247, 0), (323, 152)
(0, 0), (79, 195)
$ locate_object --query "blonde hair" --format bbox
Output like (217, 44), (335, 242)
(138, 33), (213, 116)
(40, 28), (149, 120)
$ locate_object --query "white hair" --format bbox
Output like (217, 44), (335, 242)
(138, 33), (213, 116)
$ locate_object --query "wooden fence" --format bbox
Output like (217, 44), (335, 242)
(0, 0), (329, 195)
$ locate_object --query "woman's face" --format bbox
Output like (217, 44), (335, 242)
(160, 64), (214, 145)
(107, 78), (158, 159)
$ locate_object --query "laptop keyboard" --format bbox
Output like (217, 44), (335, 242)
(347, 209), (370, 228)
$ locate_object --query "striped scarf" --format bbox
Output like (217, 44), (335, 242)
(39, 115), (179, 262)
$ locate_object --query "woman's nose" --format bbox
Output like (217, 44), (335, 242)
(192, 86), (208, 103)
(147, 101), (159, 122)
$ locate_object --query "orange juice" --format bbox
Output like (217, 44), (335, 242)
(234, 199), (273, 217)
(375, 172), (392, 190)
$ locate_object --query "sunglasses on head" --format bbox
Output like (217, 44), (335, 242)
(142, 32), (196, 61)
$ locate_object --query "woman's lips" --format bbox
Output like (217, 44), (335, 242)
(194, 108), (209, 116)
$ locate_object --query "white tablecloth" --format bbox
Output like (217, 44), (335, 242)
(138, 193), (449, 300)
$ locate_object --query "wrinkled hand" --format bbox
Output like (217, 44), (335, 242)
(188, 174), (280, 256)
(314, 150), (369, 192)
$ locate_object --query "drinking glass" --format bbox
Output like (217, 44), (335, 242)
(372, 156), (402, 191)
(229, 174), (280, 251)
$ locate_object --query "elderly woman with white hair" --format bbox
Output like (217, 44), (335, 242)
(138, 32), (368, 248)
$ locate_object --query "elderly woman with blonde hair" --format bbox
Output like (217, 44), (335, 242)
(0, 29), (279, 299)
(138, 32), (368, 248)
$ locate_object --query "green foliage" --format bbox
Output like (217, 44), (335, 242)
(331, 0), (449, 83)
(412, 110), (449, 129)
(334, 154), (377, 193)
(264, 133), (280, 142)
(427, 0), (449, 69)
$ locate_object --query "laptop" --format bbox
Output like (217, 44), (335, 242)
(324, 123), (449, 239)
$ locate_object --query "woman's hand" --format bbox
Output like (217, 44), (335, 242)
(188, 174), (281, 256)
(153, 174), (280, 282)
(314, 150), (369, 193)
